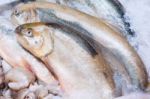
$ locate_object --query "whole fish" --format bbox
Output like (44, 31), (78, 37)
(14, 2), (148, 91)
(11, 2), (133, 93)
(0, 17), (57, 86)
(11, 6), (132, 93)
(16, 22), (116, 99)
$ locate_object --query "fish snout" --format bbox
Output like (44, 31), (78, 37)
(15, 25), (24, 35)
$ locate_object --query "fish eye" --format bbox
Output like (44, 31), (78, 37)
(14, 9), (22, 16)
(22, 29), (33, 37)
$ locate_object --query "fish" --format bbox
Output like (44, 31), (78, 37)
(15, 22), (117, 99)
(0, 17), (58, 86)
(11, 5), (132, 93)
(11, 2), (133, 94)
(14, 2), (148, 91)
(36, 0), (134, 36)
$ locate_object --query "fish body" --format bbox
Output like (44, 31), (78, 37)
(14, 2), (148, 91)
(16, 22), (116, 99)
(36, 0), (134, 36)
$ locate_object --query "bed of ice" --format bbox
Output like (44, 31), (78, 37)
(0, 0), (150, 80)
(119, 0), (150, 80)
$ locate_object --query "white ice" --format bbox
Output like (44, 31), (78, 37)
(119, 0), (150, 80)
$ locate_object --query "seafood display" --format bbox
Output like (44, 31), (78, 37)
(0, 0), (149, 99)
(11, 0), (134, 36)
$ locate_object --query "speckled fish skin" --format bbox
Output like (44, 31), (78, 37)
(15, 22), (117, 99)
(15, 2), (148, 91)
(36, 0), (134, 36)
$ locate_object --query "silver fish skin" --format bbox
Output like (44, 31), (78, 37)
(15, 2), (147, 91)
(15, 22), (117, 99)
(36, 0), (134, 36)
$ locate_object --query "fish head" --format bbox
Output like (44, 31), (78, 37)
(11, 4), (39, 26)
(15, 23), (54, 58)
